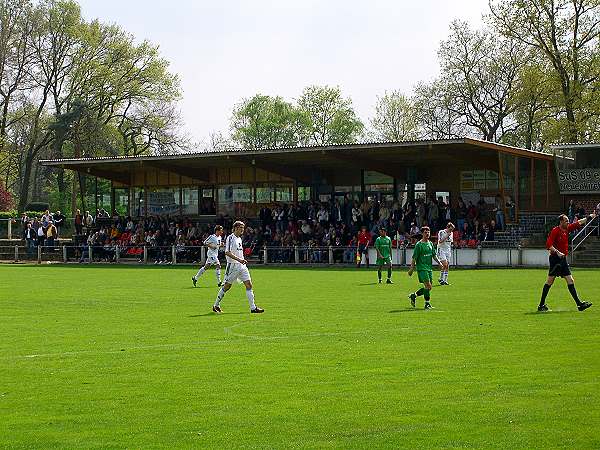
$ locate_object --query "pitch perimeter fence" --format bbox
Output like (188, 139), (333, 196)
(0, 244), (552, 267)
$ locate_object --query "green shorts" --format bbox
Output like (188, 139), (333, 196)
(417, 270), (433, 284)
(377, 257), (391, 266)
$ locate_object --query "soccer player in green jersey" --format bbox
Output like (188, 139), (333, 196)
(407, 226), (440, 309)
(375, 227), (393, 284)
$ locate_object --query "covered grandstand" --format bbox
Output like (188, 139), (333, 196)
(40, 138), (560, 221)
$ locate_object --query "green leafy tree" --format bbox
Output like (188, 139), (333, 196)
(369, 90), (419, 141)
(297, 85), (363, 145)
(490, 0), (600, 143)
(231, 94), (309, 150)
(413, 79), (468, 139)
(436, 20), (524, 142)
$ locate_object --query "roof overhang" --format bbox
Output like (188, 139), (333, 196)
(40, 138), (555, 185)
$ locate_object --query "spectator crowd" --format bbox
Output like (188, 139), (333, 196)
(17, 196), (594, 264)
(17, 194), (525, 263)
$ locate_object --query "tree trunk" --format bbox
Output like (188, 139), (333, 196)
(57, 167), (67, 212)
(71, 175), (77, 217)
(565, 100), (578, 143)
(18, 153), (34, 212)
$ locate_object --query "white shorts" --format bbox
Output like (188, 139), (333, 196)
(224, 263), (251, 284)
(436, 248), (451, 262)
(205, 254), (220, 266)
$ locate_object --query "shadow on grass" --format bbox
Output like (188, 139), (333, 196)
(188, 312), (245, 317)
(388, 308), (421, 313)
(523, 310), (578, 315)
(358, 282), (380, 286)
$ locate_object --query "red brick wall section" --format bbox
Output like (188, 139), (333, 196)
(563, 195), (600, 213)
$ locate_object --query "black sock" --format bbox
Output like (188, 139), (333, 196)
(387, 268), (392, 279)
(415, 288), (425, 297)
(539, 283), (551, 306)
(424, 289), (431, 301)
(568, 284), (582, 305)
(378, 269), (382, 280)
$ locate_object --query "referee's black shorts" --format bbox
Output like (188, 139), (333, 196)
(548, 253), (571, 277)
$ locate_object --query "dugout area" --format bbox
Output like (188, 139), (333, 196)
(41, 138), (560, 220)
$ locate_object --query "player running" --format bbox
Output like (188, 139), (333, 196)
(213, 221), (264, 314)
(538, 212), (597, 312)
(192, 225), (224, 287)
(437, 222), (455, 285)
(375, 227), (393, 284)
(408, 226), (440, 310)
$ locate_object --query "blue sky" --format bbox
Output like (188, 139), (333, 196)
(77, 0), (488, 145)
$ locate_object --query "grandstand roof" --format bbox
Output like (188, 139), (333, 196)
(40, 137), (555, 186)
(550, 143), (600, 151)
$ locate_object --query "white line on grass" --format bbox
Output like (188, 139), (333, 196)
(5, 319), (438, 360)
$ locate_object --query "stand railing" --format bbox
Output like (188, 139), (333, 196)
(570, 217), (599, 263)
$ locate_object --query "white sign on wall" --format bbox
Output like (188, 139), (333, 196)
(558, 168), (600, 193)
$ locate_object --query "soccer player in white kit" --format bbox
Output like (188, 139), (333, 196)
(212, 221), (264, 314)
(192, 225), (224, 287)
(437, 222), (455, 285)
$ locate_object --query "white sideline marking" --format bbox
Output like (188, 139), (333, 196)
(222, 321), (368, 340)
(4, 339), (232, 360)
(6, 322), (433, 360)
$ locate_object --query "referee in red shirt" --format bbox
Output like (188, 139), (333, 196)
(538, 212), (597, 312)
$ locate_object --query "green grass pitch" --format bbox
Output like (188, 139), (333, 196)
(1, 265), (599, 449)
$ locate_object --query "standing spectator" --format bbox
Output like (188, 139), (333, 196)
(24, 222), (36, 256)
(409, 222), (420, 245)
(37, 222), (45, 247)
(567, 199), (576, 222)
(46, 221), (58, 247)
(494, 194), (505, 230)
(379, 202), (390, 227)
(20, 213), (29, 233)
(576, 203), (586, 220)
(85, 210), (94, 231)
(330, 200), (342, 225)
(41, 210), (52, 228)
(456, 198), (467, 232)
(416, 200), (426, 227)
(427, 197), (439, 232)
(343, 195), (353, 226)
(74, 209), (83, 235)
(351, 201), (361, 228)
(53, 210), (66, 236)
(317, 204), (329, 226)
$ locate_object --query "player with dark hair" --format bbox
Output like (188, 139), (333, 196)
(408, 226), (440, 310)
(437, 222), (455, 285)
(213, 221), (264, 314)
(375, 227), (393, 284)
(192, 225), (224, 287)
(538, 212), (597, 312)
